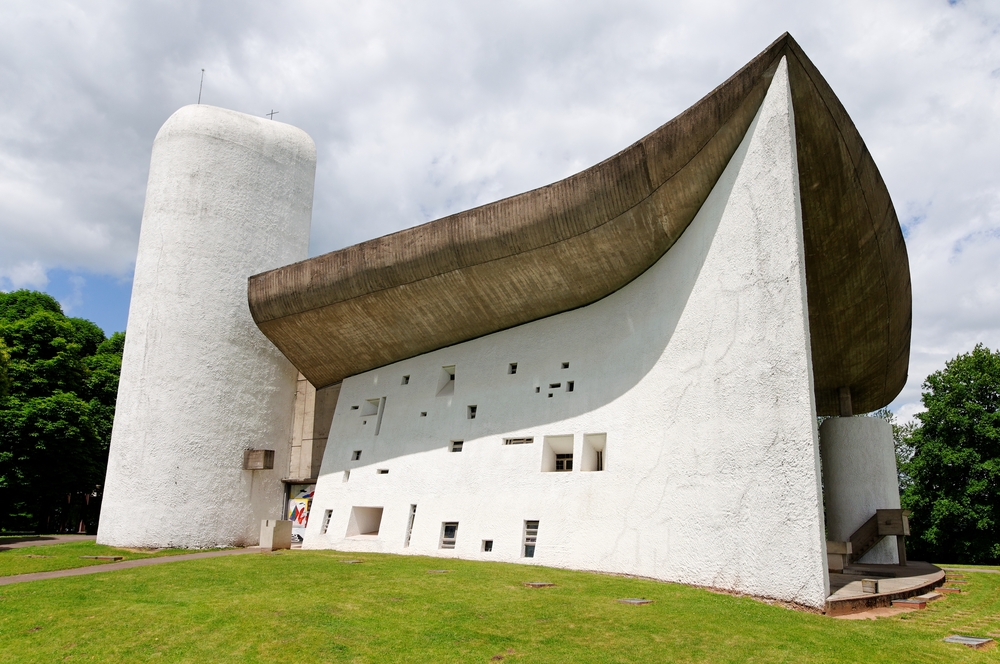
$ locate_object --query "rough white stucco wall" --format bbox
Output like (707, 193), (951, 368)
(820, 417), (901, 563)
(305, 58), (829, 607)
(98, 105), (315, 548)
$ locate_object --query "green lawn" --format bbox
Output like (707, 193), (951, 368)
(0, 541), (216, 576)
(1, 551), (998, 663)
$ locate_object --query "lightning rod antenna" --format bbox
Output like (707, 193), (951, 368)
(198, 69), (205, 104)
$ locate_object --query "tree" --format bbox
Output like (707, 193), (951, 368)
(0, 290), (123, 533)
(901, 344), (1000, 564)
(0, 338), (10, 398)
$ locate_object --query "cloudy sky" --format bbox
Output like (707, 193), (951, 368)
(1, 0), (998, 420)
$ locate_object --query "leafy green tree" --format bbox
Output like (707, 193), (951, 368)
(0, 339), (10, 398)
(0, 290), (123, 533)
(901, 344), (1000, 564)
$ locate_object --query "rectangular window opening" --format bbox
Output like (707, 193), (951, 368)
(376, 468), (389, 475)
(361, 399), (379, 417)
(503, 437), (534, 445)
(342, 470), (350, 482)
(561, 362), (570, 369)
(542, 435), (574, 472)
(482, 539), (493, 552)
(535, 386), (540, 393)
(321, 509), (333, 534)
(566, 381), (574, 392)
(401, 375), (410, 385)
(403, 504), (417, 548)
(420, 411), (427, 417)
(351, 450), (362, 461)
(440, 522), (459, 549)
(508, 363), (517, 375)
(582, 433), (607, 472)
(549, 383), (561, 389)
(350, 405), (359, 410)
(467, 405), (477, 420)
(346, 506), (383, 537)
(523, 520), (539, 558)
(450, 440), (464, 452)
(437, 365), (456, 396)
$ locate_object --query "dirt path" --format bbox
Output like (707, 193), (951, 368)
(0, 548), (259, 586)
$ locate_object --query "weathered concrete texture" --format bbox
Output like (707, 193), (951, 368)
(248, 33), (910, 416)
(288, 374), (339, 481)
(306, 59), (829, 608)
(98, 105), (316, 548)
(820, 417), (901, 564)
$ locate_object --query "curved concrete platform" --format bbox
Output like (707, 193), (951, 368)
(248, 32), (910, 415)
(826, 561), (945, 616)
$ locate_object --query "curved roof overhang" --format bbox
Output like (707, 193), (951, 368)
(248, 33), (910, 416)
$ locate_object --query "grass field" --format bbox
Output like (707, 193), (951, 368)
(0, 541), (216, 577)
(1, 551), (998, 663)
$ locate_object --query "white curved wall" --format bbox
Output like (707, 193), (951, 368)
(820, 417), (901, 563)
(305, 59), (830, 608)
(98, 105), (315, 548)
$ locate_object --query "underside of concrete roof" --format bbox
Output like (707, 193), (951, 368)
(248, 32), (911, 416)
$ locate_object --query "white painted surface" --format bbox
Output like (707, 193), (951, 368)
(820, 417), (901, 564)
(305, 59), (830, 607)
(98, 105), (315, 548)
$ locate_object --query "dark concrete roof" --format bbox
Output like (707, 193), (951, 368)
(248, 33), (910, 416)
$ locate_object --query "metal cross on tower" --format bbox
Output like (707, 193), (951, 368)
(266, 110), (279, 120)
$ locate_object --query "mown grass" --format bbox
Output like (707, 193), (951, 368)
(1, 551), (999, 663)
(0, 541), (216, 576)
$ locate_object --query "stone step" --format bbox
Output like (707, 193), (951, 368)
(916, 592), (944, 602)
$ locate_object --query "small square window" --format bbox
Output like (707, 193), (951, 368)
(548, 393), (553, 398)
(401, 375), (410, 385)
(350, 405), (359, 410)
(376, 468), (389, 475)
(561, 362), (570, 369)
(535, 386), (540, 393)
(351, 450), (362, 461)
(440, 522), (459, 549)
(451, 440), (464, 452)
(468, 405), (477, 419)
(555, 454), (573, 471)
(508, 363), (517, 375)
(420, 411), (427, 417)
(482, 539), (493, 552)
(567, 381), (574, 392)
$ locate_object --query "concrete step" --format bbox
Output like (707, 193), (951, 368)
(916, 592), (944, 602)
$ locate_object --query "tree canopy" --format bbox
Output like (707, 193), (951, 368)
(901, 343), (1000, 564)
(0, 290), (123, 533)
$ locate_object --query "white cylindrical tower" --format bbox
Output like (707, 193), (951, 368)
(820, 417), (901, 564)
(98, 105), (316, 548)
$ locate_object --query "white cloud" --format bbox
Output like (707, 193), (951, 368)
(1, 0), (999, 417)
